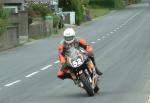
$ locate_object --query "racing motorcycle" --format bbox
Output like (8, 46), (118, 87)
(65, 47), (99, 96)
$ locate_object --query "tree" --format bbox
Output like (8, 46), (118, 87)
(81, 0), (90, 7)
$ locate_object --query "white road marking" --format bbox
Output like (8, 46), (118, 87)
(4, 80), (22, 87)
(113, 29), (117, 32)
(120, 25), (123, 28)
(25, 71), (40, 78)
(97, 39), (101, 41)
(110, 32), (114, 34)
(116, 27), (120, 30)
(91, 42), (96, 44)
(106, 33), (110, 36)
(102, 36), (105, 38)
(40, 65), (52, 71)
(148, 95), (150, 103)
(54, 60), (60, 64)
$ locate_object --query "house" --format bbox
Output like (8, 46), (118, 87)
(4, 0), (25, 13)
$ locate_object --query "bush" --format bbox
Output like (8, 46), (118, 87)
(0, 8), (9, 35)
(128, 0), (141, 4)
(89, 0), (125, 9)
(27, 2), (52, 19)
(53, 15), (60, 28)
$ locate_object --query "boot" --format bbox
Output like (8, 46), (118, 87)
(95, 66), (103, 76)
(89, 55), (103, 76)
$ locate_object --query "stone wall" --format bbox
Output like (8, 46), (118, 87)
(9, 11), (28, 43)
(0, 25), (19, 51)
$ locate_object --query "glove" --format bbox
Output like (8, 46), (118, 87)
(88, 52), (94, 57)
(62, 63), (67, 70)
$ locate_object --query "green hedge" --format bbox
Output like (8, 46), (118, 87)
(0, 8), (9, 35)
(53, 15), (60, 28)
(89, 0), (141, 9)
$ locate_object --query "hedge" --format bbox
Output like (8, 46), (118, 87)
(0, 8), (9, 35)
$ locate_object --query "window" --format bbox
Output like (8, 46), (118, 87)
(4, 6), (18, 13)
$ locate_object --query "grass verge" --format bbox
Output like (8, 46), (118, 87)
(89, 6), (110, 19)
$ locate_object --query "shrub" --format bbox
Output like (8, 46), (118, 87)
(53, 15), (60, 28)
(0, 8), (9, 35)
(89, 0), (125, 9)
(27, 2), (52, 19)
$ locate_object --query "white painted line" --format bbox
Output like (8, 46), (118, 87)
(120, 25), (123, 28)
(54, 60), (59, 64)
(4, 80), (22, 87)
(40, 64), (52, 71)
(102, 36), (105, 38)
(97, 39), (101, 41)
(91, 42), (96, 44)
(113, 29), (117, 32)
(116, 27), (120, 30)
(25, 71), (40, 78)
(148, 95), (150, 103)
(110, 32), (114, 34)
(106, 33), (110, 36)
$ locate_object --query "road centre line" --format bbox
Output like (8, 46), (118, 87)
(110, 32), (114, 34)
(25, 71), (40, 78)
(4, 80), (22, 87)
(113, 29), (117, 32)
(97, 39), (101, 41)
(91, 41), (96, 44)
(54, 60), (60, 64)
(148, 95), (150, 103)
(102, 36), (106, 38)
(116, 27), (120, 30)
(40, 64), (52, 71)
(106, 33), (110, 36)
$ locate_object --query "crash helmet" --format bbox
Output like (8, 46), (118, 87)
(63, 28), (76, 44)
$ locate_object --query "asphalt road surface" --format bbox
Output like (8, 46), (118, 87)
(0, 3), (150, 103)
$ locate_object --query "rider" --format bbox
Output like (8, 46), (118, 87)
(57, 28), (103, 80)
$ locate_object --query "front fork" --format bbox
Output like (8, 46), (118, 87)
(87, 60), (99, 89)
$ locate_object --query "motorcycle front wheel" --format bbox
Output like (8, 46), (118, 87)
(79, 73), (94, 96)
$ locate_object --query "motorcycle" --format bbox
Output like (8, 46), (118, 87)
(65, 47), (99, 96)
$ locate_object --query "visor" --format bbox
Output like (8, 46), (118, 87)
(64, 36), (74, 41)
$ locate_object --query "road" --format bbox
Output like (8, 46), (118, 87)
(0, 3), (150, 103)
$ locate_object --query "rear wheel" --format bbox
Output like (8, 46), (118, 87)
(79, 73), (94, 96)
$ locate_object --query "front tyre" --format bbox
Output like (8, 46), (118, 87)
(79, 73), (94, 96)
(94, 85), (99, 93)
